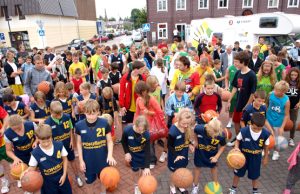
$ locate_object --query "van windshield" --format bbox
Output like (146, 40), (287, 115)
(262, 34), (299, 49)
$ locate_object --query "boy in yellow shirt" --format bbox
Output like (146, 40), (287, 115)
(69, 52), (87, 81)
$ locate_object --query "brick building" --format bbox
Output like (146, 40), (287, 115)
(0, 0), (97, 49)
(146, 0), (300, 43)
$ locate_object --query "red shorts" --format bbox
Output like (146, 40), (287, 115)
(233, 110), (243, 123)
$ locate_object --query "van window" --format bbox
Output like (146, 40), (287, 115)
(259, 17), (278, 28)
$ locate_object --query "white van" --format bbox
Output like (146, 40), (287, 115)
(188, 12), (300, 49)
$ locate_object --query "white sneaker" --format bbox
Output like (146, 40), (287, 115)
(1, 178), (9, 194)
(227, 141), (235, 147)
(289, 139), (295, 147)
(17, 180), (22, 188)
(159, 152), (167, 163)
(272, 151), (280, 161)
(191, 185), (199, 194)
(134, 185), (141, 194)
(24, 192), (33, 194)
(228, 188), (237, 194)
(226, 121), (232, 128)
(76, 176), (84, 187)
(150, 164), (155, 169)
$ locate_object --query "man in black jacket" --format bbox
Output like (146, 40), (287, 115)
(248, 45), (263, 74)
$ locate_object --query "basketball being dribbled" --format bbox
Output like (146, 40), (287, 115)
(10, 163), (28, 180)
(138, 175), (158, 194)
(275, 136), (288, 151)
(171, 168), (193, 188)
(268, 135), (275, 150)
(284, 119), (294, 131)
(221, 90), (231, 101)
(226, 149), (246, 169)
(222, 128), (232, 140)
(37, 81), (50, 94)
(21, 170), (43, 192)
(100, 167), (120, 189)
(204, 182), (223, 194)
(201, 110), (219, 123)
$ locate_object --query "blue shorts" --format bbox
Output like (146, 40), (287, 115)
(168, 158), (188, 172)
(194, 157), (217, 168)
(41, 176), (72, 194)
(85, 172), (100, 184)
(234, 154), (261, 180)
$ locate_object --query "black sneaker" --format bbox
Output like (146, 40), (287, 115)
(115, 139), (122, 144)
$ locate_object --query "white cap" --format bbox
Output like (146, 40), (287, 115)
(296, 39), (300, 43)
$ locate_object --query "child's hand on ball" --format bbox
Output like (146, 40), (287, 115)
(107, 156), (117, 166)
(143, 168), (151, 176)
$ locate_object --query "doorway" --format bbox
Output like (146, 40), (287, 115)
(176, 23), (186, 42)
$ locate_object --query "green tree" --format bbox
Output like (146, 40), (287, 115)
(108, 17), (116, 21)
(130, 8), (147, 29)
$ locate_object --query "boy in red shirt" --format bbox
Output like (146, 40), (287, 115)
(194, 80), (222, 124)
(71, 68), (84, 94)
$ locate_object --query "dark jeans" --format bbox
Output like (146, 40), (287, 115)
(150, 143), (157, 165)
(286, 156), (300, 190)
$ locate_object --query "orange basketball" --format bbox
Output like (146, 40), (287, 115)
(268, 135), (275, 150)
(223, 128), (232, 140)
(226, 149), (246, 169)
(221, 90), (231, 101)
(284, 119), (294, 131)
(171, 168), (193, 188)
(138, 175), (158, 194)
(201, 110), (219, 123)
(37, 81), (50, 94)
(10, 163), (28, 180)
(107, 185), (117, 192)
(100, 167), (120, 189)
(21, 170), (43, 192)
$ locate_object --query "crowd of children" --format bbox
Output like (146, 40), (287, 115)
(0, 38), (299, 194)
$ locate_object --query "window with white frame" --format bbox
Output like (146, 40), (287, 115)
(176, 0), (186, 10)
(158, 23), (168, 39)
(243, 0), (253, 8)
(268, 0), (279, 8)
(157, 0), (167, 11)
(198, 0), (209, 9)
(288, 0), (299, 7)
(218, 0), (228, 8)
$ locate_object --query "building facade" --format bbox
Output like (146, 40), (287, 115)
(147, 0), (300, 43)
(0, 0), (97, 49)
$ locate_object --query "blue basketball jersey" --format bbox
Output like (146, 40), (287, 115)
(76, 94), (97, 120)
(75, 118), (111, 175)
(31, 141), (64, 182)
(123, 125), (150, 168)
(30, 100), (51, 120)
(239, 126), (270, 157)
(54, 97), (73, 115)
(167, 124), (189, 171)
(4, 121), (35, 164)
(194, 124), (226, 167)
(4, 101), (26, 116)
(44, 114), (72, 148)
(241, 103), (267, 126)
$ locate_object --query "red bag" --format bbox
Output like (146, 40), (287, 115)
(149, 116), (168, 142)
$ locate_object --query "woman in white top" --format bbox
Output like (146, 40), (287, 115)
(150, 58), (168, 97)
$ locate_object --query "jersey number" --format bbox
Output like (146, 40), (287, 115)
(63, 121), (69, 129)
(96, 128), (105, 137)
(17, 109), (23, 115)
(211, 139), (220, 146)
(259, 139), (264, 147)
(26, 130), (34, 139)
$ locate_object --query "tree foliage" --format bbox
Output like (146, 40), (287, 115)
(108, 17), (116, 21)
(130, 8), (147, 29)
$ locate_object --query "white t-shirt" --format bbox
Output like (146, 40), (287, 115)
(252, 58), (257, 65)
(29, 144), (68, 167)
(150, 66), (168, 95)
(236, 126), (270, 145)
(8, 62), (21, 84)
(227, 53), (233, 67)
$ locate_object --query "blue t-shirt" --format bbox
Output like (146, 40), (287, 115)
(4, 101), (26, 116)
(266, 92), (289, 127)
(30, 100), (51, 120)
(241, 103), (267, 126)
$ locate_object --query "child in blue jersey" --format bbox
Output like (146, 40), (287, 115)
(75, 99), (116, 194)
(2, 94), (30, 119)
(4, 114), (37, 189)
(165, 81), (193, 128)
(229, 113), (270, 194)
(29, 91), (50, 124)
(27, 124), (72, 194)
(266, 81), (290, 161)
(54, 82), (74, 117)
(191, 119), (226, 194)
(44, 101), (83, 187)
(241, 90), (273, 134)
(76, 82), (97, 121)
(121, 115), (151, 194)
(168, 108), (195, 194)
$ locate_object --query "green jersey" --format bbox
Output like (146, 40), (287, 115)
(257, 75), (273, 96)
(228, 65), (238, 90)
(275, 64), (285, 81)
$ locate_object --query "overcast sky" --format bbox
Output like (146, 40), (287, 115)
(95, 0), (146, 19)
